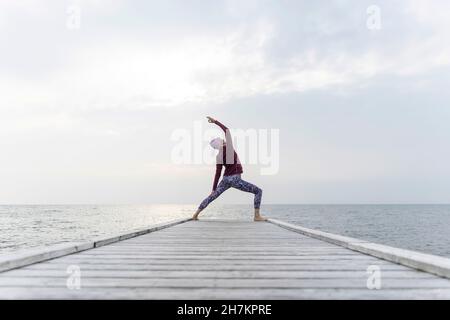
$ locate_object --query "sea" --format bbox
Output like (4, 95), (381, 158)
(1, 204), (449, 258)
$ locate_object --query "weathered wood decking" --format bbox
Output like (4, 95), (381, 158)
(1, 219), (450, 299)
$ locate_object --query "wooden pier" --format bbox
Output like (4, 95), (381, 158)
(1, 218), (450, 299)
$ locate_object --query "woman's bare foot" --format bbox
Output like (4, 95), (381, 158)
(254, 215), (268, 222)
(192, 209), (202, 220)
(254, 208), (267, 221)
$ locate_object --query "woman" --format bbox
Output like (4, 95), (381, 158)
(193, 116), (267, 221)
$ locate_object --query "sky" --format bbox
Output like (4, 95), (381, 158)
(1, 0), (450, 204)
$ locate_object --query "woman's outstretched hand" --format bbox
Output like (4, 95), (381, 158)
(206, 116), (216, 123)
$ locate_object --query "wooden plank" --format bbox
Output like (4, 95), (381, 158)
(23, 263), (411, 271)
(1, 287), (450, 300)
(41, 258), (395, 265)
(1, 269), (435, 279)
(87, 246), (348, 250)
(84, 250), (355, 255)
(62, 254), (368, 260)
(71, 252), (362, 257)
(0, 277), (449, 289)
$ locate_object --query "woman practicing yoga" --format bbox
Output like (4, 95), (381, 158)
(193, 117), (267, 221)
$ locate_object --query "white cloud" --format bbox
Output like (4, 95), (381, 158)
(2, 1), (450, 115)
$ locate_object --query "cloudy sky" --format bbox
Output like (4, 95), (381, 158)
(1, 0), (450, 204)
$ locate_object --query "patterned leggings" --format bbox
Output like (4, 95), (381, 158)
(199, 174), (262, 210)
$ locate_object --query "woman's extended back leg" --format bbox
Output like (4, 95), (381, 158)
(198, 180), (231, 211)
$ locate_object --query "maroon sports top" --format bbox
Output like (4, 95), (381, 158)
(212, 120), (243, 191)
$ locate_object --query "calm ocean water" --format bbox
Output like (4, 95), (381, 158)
(0, 204), (449, 258)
